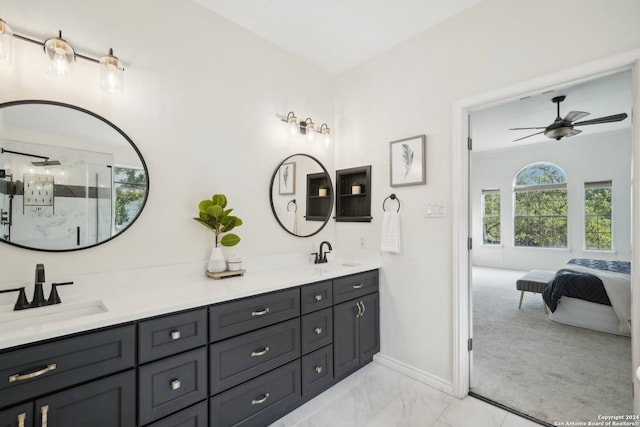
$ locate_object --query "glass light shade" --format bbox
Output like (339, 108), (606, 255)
(287, 114), (298, 135)
(0, 19), (13, 62)
(321, 125), (331, 145)
(44, 32), (75, 77)
(305, 119), (315, 140)
(544, 126), (573, 140)
(100, 49), (124, 92)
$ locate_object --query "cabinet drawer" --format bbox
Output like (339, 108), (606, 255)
(0, 403), (33, 427)
(139, 308), (208, 364)
(210, 318), (300, 395)
(209, 360), (301, 427)
(34, 370), (135, 427)
(0, 325), (135, 408)
(301, 345), (333, 398)
(138, 348), (208, 425)
(146, 401), (208, 427)
(333, 270), (378, 304)
(301, 308), (333, 355)
(209, 288), (300, 342)
(300, 280), (332, 314)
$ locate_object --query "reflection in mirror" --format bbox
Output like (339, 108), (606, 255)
(0, 100), (148, 251)
(270, 154), (333, 237)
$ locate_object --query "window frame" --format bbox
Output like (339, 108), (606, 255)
(481, 188), (501, 245)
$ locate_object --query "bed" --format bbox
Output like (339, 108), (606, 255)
(542, 258), (631, 336)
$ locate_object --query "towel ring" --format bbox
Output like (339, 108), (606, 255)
(287, 199), (297, 212)
(383, 194), (400, 212)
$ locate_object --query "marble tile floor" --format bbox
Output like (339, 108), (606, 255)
(271, 362), (542, 427)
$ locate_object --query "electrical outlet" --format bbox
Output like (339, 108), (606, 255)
(360, 237), (366, 249)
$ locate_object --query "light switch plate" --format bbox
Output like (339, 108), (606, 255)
(425, 202), (447, 218)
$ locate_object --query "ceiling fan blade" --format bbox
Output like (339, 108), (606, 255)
(565, 129), (582, 137)
(513, 130), (545, 142)
(574, 113), (628, 126)
(509, 127), (546, 130)
(563, 111), (589, 122)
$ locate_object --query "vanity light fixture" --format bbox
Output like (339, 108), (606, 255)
(302, 118), (315, 141)
(0, 19), (13, 62)
(44, 31), (75, 77)
(0, 18), (125, 91)
(280, 112), (331, 143)
(100, 48), (124, 92)
(318, 123), (331, 144)
(282, 111), (298, 135)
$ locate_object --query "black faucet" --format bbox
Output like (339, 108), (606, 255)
(313, 241), (332, 264)
(31, 263), (47, 308)
(0, 264), (74, 311)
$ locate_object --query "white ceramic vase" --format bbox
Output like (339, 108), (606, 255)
(207, 245), (227, 273)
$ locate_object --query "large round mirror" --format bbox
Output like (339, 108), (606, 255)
(0, 100), (149, 252)
(269, 153), (333, 237)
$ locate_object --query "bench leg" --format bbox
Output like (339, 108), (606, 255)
(518, 290), (524, 309)
(543, 300), (548, 314)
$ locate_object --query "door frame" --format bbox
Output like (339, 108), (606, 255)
(451, 49), (640, 412)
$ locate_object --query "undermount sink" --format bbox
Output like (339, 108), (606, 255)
(311, 261), (361, 275)
(0, 299), (108, 330)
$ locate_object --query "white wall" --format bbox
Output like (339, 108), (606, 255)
(0, 0), (336, 282)
(334, 0), (640, 388)
(471, 130), (632, 271)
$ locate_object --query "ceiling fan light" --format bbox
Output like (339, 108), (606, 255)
(544, 126), (573, 140)
(44, 31), (75, 77)
(0, 19), (13, 62)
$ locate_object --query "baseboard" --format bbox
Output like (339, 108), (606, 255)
(373, 353), (454, 396)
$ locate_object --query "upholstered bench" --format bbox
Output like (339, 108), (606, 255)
(516, 270), (555, 313)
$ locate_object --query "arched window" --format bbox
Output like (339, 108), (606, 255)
(513, 162), (568, 248)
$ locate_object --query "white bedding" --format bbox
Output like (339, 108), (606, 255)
(549, 297), (630, 336)
(557, 264), (631, 335)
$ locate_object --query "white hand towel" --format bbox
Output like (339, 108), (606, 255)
(381, 211), (400, 253)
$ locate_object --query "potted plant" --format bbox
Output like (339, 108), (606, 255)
(351, 181), (361, 195)
(318, 184), (328, 197)
(193, 194), (243, 273)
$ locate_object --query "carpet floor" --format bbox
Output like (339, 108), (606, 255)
(471, 266), (632, 424)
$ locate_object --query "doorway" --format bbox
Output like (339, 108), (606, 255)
(451, 50), (640, 420)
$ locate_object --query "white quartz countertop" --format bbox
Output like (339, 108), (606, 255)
(0, 257), (381, 350)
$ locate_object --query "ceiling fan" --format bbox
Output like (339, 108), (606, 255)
(509, 95), (628, 142)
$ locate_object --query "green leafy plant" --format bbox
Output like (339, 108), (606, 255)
(352, 181), (360, 186)
(193, 194), (243, 247)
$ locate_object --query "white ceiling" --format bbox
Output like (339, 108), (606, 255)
(471, 70), (633, 152)
(193, 0), (483, 74)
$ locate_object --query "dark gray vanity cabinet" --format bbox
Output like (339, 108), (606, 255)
(0, 325), (136, 427)
(333, 271), (380, 380)
(0, 403), (32, 427)
(137, 308), (209, 426)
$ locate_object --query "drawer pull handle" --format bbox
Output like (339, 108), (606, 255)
(251, 393), (270, 405)
(251, 347), (270, 357)
(170, 330), (181, 340)
(171, 379), (181, 390)
(41, 405), (49, 427)
(251, 308), (270, 317)
(314, 294), (323, 301)
(352, 283), (364, 289)
(315, 366), (323, 374)
(314, 327), (322, 335)
(9, 364), (57, 383)
(17, 413), (26, 427)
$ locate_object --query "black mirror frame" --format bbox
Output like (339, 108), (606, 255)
(0, 99), (150, 252)
(269, 153), (333, 238)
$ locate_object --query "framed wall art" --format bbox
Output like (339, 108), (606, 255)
(389, 135), (426, 187)
(279, 161), (296, 195)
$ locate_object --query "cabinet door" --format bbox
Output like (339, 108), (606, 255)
(333, 300), (359, 380)
(358, 292), (380, 364)
(0, 403), (33, 427)
(33, 370), (135, 427)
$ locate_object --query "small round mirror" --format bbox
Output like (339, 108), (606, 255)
(269, 153), (333, 237)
